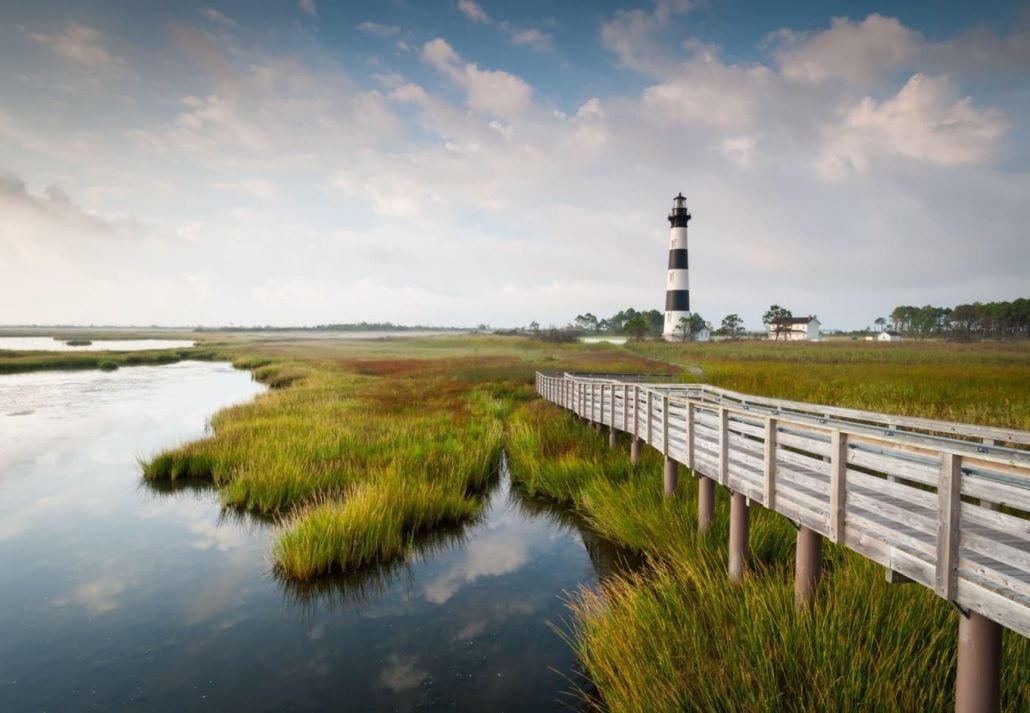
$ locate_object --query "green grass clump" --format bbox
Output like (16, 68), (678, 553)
(274, 479), (481, 581)
(98, 360), (118, 371)
(65, 339), (92, 346)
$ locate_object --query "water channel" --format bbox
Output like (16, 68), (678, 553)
(0, 337), (195, 352)
(0, 361), (633, 711)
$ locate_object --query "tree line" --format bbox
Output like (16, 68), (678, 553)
(886, 299), (1030, 339)
(525, 308), (747, 342)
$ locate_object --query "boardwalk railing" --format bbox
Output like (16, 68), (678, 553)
(536, 371), (1030, 712)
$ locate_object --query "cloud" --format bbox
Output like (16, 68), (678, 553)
(424, 533), (529, 604)
(54, 576), (137, 615)
(214, 177), (280, 200)
(358, 22), (401, 38)
(641, 47), (771, 130)
(457, 0), (490, 24)
(422, 38), (533, 118)
(600, 0), (693, 75)
(509, 27), (553, 53)
(131, 25), (400, 169)
(379, 655), (428, 693)
(298, 0), (318, 19)
(199, 8), (237, 28)
(30, 22), (125, 72)
(771, 14), (921, 86)
(818, 73), (1007, 175)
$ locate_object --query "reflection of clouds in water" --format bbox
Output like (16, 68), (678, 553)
(186, 519), (248, 551)
(54, 575), (137, 614)
(423, 533), (529, 605)
(379, 654), (428, 693)
(457, 619), (488, 640)
(0, 490), (107, 542)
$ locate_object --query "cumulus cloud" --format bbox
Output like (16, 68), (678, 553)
(298, 0), (317, 19)
(422, 38), (533, 118)
(601, 0), (693, 74)
(771, 14), (921, 86)
(818, 73), (1007, 175)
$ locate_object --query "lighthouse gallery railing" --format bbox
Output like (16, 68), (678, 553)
(535, 371), (1030, 638)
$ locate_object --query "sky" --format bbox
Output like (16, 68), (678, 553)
(1, 0), (1028, 330)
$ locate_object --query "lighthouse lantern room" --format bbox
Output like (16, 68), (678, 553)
(662, 192), (691, 341)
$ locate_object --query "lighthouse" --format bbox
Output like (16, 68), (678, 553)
(662, 192), (691, 341)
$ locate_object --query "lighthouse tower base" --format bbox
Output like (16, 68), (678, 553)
(663, 310), (691, 341)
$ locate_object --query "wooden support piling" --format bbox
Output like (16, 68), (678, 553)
(795, 526), (823, 609)
(955, 611), (1002, 713)
(698, 475), (715, 533)
(630, 437), (641, 466)
(664, 456), (678, 497)
(729, 490), (749, 583)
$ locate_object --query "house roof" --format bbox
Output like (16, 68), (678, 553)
(772, 315), (818, 325)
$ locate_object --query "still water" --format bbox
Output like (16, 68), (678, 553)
(0, 337), (195, 352)
(0, 361), (631, 712)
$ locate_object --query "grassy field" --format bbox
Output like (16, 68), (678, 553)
(133, 334), (670, 580)
(505, 338), (1030, 711)
(4, 333), (1029, 709)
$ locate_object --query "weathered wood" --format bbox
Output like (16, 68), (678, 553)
(719, 407), (729, 486)
(729, 490), (749, 583)
(936, 452), (962, 601)
(956, 610), (1002, 713)
(762, 418), (774, 513)
(662, 395), (670, 457)
(830, 431), (848, 544)
(686, 402), (696, 470)
(536, 373), (1030, 642)
(647, 390), (653, 449)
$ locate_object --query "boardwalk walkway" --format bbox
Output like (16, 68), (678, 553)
(536, 372), (1030, 712)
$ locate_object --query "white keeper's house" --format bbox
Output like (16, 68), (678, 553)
(769, 315), (821, 341)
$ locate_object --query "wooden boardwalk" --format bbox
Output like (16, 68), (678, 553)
(536, 371), (1030, 710)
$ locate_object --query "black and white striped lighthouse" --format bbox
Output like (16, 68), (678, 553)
(662, 192), (691, 341)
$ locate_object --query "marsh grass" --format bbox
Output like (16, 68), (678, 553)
(0, 349), (188, 374)
(507, 339), (1030, 712)
(139, 338), (670, 580)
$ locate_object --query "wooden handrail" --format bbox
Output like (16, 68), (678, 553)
(535, 371), (1030, 639)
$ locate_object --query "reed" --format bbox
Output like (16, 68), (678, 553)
(507, 338), (1030, 712)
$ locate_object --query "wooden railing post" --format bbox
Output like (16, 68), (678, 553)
(686, 402), (695, 471)
(630, 386), (641, 465)
(718, 407), (729, 486)
(646, 390), (653, 447)
(662, 395), (678, 497)
(609, 384), (618, 448)
(662, 395), (669, 458)
(729, 490), (749, 583)
(830, 431), (848, 543)
(936, 452), (961, 600)
(763, 418), (777, 511)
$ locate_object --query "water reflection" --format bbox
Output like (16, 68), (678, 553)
(0, 363), (639, 713)
(0, 336), (195, 352)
